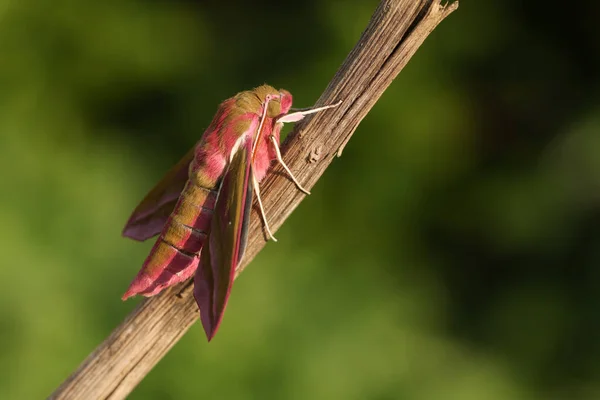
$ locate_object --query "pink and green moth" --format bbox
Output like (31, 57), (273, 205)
(122, 85), (339, 341)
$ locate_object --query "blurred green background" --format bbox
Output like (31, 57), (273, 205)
(2, 0), (600, 399)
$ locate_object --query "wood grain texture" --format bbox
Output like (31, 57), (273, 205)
(49, 1), (458, 398)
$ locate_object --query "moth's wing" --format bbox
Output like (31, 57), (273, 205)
(122, 147), (195, 241)
(193, 135), (253, 341)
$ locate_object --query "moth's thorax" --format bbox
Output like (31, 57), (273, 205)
(192, 84), (293, 186)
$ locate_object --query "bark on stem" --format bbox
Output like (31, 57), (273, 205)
(49, 1), (458, 398)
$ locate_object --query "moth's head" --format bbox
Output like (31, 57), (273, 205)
(252, 85), (293, 118)
(265, 89), (292, 119)
(278, 89), (293, 115)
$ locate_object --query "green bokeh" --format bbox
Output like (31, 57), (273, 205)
(2, 1), (600, 399)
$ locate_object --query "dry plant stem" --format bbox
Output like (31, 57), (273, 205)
(49, 1), (458, 399)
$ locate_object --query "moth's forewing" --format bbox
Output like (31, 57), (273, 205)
(194, 136), (254, 341)
(122, 147), (195, 241)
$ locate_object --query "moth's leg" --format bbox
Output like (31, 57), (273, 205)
(269, 135), (311, 195)
(277, 100), (342, 124)
(253, 173), (277, 242)
(252, 95), (276, 153)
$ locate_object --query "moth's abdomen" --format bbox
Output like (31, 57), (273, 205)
(161, 183), (217, 253)
(122, 180), (218, 298)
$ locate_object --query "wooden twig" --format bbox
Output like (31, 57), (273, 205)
(49, 1), (458, 398)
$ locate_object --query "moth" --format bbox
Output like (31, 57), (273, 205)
(122, 85), (339, 340)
